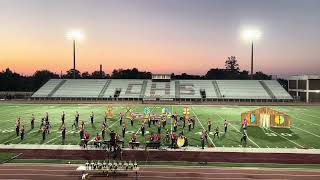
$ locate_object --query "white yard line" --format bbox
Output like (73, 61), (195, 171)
(45, 130), (75, 144)
(267, 128), (304, 149)
(190, 106), (216, 147)
(214, 112), (260, 148)
(292, 115), (320, 127)
(292, 125), (320, 138)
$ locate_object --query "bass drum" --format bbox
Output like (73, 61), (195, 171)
(177, 136), (185, 147)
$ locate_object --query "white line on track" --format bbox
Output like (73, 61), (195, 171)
(190, 106), (216, 147)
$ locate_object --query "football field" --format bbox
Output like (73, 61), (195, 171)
(0, 103), (320, 149)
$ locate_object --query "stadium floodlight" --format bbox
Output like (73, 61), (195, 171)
(66, 31), (83, 79)
(241, 28), (262, 79)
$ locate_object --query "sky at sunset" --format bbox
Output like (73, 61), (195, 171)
(0, 0), (319, 76)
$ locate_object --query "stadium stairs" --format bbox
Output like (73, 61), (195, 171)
(98, 80), (111, 98)
(47, 79), (67, 97)
(259, 80), (276, 99)
(175, 81), (180, 99)
(212, 80), (222, 98)
(139, 80), (148, 99)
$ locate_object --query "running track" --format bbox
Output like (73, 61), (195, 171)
(1, 164), (320, 180)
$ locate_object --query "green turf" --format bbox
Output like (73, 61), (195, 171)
(0, 103), (320, 149)
(0, 152), (18, 163)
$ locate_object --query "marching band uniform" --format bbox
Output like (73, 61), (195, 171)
(101, 124), (106, 140)
(15, 118), (20, 136)
(224, 120), (228, 133)
(20, 125), (25, 140)
(122, 122), (126, 137)
(30, 114), (35, 129)
(188, 120), (192, 131)
(90, 112), (94, 124)
(61, 111), (65, 125)
(208, 119), (212, 132)
(173, 121), (177, 132)
(141, 124), (145, 136)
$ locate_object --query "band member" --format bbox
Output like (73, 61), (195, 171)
(101, 123), (106, 140)
(165, 130), (170, 143)
(119, 112), (123, 126)
(188, 120), (192, 131)
(157, 121), (161, 134)
(131, 132), (136, 142)
(72, 111), (79, 127)
(39, 118), (45, 130)
(147, 117), (151, 128)
(191, 116), (195, 129)
(16, 117), (21, 136)
(201, 131), (205, 149)
(80, 121), (85, 129)
(94, 133), (101, 148)
(45, 121), (50, 134)
(45, 112), (49, 123)
(182, 117), (186, 128)
(170, 132), (177, 149)
(150, 132), (155, 142)
(162, 117), (166, 128)
(208, 118), (212, 132)
(130, 116), (134, 126)
(204, 130), (208, 142)
(156, 133), (161, 142)
(214, 126), (219, 139)
(79, 126), (84, 140)
(61, 124), (66, 143)
(224, 119), (229, 133)
(240, 132), (247, 145)
(20, 125), (25, 140)
(104, 112), (107, 123)
(122, 122), (126, 137)
(241, 119), (248, 132)
(30, 114), (35, 129)
(42, 126), (46, 141)
(90, 112), (94, 124)
(140, 123), (145, 136)
(83, 131), (90, 148)
(61, 111), (65, 125)
(151, 114), (156, 125)
(173, 121), (178, 132)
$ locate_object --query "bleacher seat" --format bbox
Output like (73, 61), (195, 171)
(217, 80), (271, 99)
(102, 79), (145, 98)
(32, 79), (292, 100)
(262, 80), (293, 100)
(32, 79), (62, 97)
(178, 80), (218, 99)
(51, 79), (106, 98)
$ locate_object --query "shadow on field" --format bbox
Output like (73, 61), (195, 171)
(247, 126), (299, 141)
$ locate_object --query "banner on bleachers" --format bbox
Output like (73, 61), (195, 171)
(241, 107), (290, 128)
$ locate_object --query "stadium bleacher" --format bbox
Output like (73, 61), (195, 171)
(32, 79), (293, 101)
(217, 80), (271, 99)
(52, 79), (106, 98)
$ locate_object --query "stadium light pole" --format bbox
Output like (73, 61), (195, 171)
(241, 29), (261, 79)
(66, 31), (83, 79)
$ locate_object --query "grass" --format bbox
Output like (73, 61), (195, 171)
(0, 103), (320, 149)
(0, 152), (18, 163)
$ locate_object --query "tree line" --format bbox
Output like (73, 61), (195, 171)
(0, 56), (287, 91)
